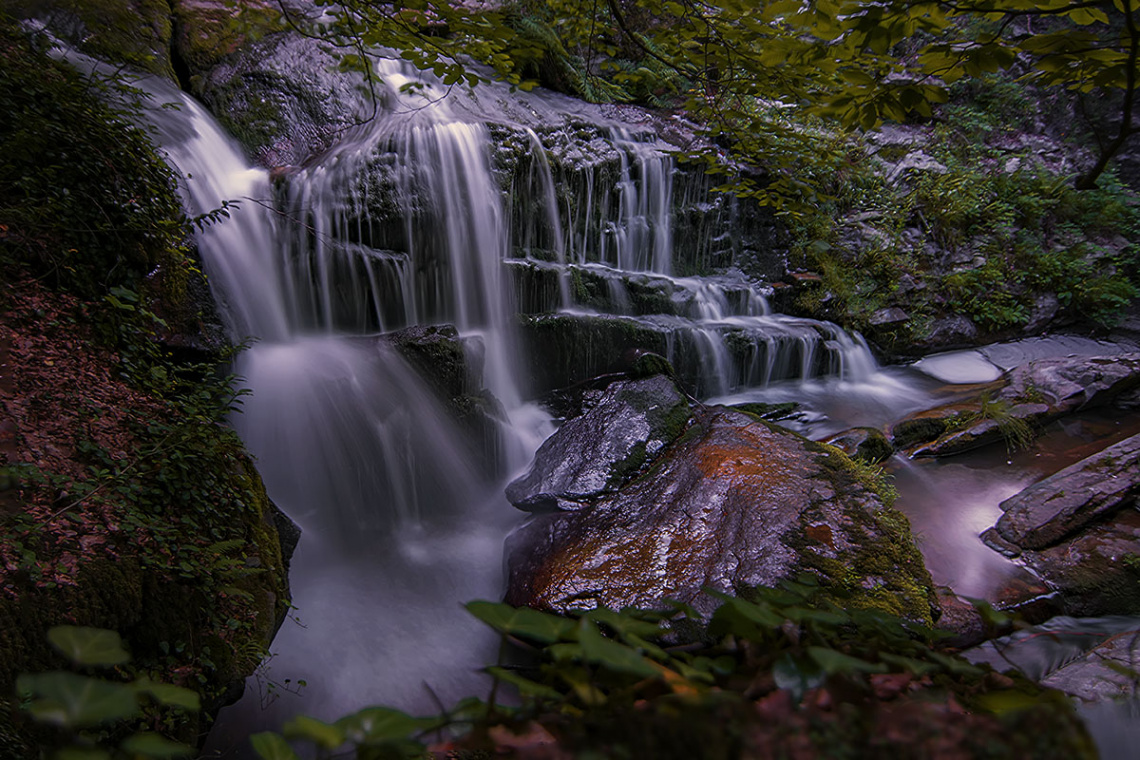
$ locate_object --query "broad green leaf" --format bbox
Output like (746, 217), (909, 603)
(584, 608), (664, 640)
(249, 732), (299, 760)
(927, 651), (983, 676)
(283, 715), (345, 750)
(806, 646), (888, 675)
(18, 672), (139, 728)
(119, 732), (194, 758)
(974, 689), (1046, 715)
(708, 595), (785, 640)
(486, 666), (563, 700)
(465, 601), (576, 643)
(334, 706), (434, 744)
(132, 678), (200, 711)
(879, 652), (940, 677)
(54, 750), (111, 760)
(48, 626), (130, 667)
(772, 653), (825, 702)
(577, 619), (661, 679)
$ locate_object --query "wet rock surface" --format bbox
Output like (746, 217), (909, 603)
(825, 426), (893, 464)
(994, 432), (1140, 550)
(193, 31), (367, 166)
(506, 374), (690, 511)
(974, 428), (1140, 617)
(933, 587), (988, 649)
(895, 353), (1140, 456)
(1041, 630), (1140, 702)
(1015, 508), (1140, 617)
(506, 407), (934, 621)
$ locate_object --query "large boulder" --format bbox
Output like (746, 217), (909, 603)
(506, 374), (690, 511)
(506, 406), (935, 622)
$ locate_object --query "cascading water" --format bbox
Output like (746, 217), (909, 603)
(84, 39), (933, 754)
(57, 35), (1140, 755)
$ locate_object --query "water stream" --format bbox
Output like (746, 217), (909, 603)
(77, 46), (1138, 755)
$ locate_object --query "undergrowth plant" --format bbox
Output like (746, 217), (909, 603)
(251, 577), (1090, 760)
(17, 626), (201, 759)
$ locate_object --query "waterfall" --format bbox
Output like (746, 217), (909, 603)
(70, 39), (896, 748)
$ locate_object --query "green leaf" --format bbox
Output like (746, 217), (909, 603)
(18, 672), (139, 728)
(132, 678), (200, 711)
(806, 646), (888, 675)
(927, 651), (983, 676)
(772, 653), (825, 702)
(878, 652), (940, 676)
(249, 732), (299, 760)
(334, 706), (434, 744)
(708, 594), (785, 640)
(486, 666), (563, 700)
(283, 715), (345, 750)
(577, 619), (661, 679)
(54, 750), (111, 760)
(48, 626), (130, 667)
(584, 608), (664, 640)
(119, 732), (195, 758)
(465, 601), (576, 643)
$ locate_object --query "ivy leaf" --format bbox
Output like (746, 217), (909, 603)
(119, 732), (195, 758)
(577, 619), (661, 679)
(584, 608), (664, 640)
(708, 594), (785, 640)
(486, 666), (563, 700)
(806, 646), (888, 675)
(132, 677), (200, 711)
(465, 601), (577, 643)
(48, 626), (130, 667)
(879, 652), (941, 676)
(283, 715), (345, 750)
(249, 732), (299, 760)
(17, 672), (139, 728)
(334, 706), (434, 744)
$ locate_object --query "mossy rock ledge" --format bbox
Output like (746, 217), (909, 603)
(505, 376), (936, 623)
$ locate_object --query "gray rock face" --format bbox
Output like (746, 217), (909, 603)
(1000, 353), (1140, 413)
(995, 433), (1140, 550)
(896, 353), (1140, 457)
(977, 429), (1140, 617)
(506, 408), (934, 622)
(1041, 632), (1140, 702)
(1015, 508), (1140, 617)
(505, 375), (690, 511)
(195, 32), (367, 166)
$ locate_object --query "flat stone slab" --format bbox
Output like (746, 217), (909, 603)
(1042, 631), (1140, 702)
(995, 432), (1140, 550)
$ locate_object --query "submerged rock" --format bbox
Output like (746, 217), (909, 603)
(506, 374), (690, 511)
(506, 408), (934, 621)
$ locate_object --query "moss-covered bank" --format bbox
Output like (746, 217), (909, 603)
(0, 19), (291, 751)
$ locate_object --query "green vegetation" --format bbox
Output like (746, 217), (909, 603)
(0, 17), (289, 750)
(250, 579), (1093, 759)
(17, 626), (201, 758)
